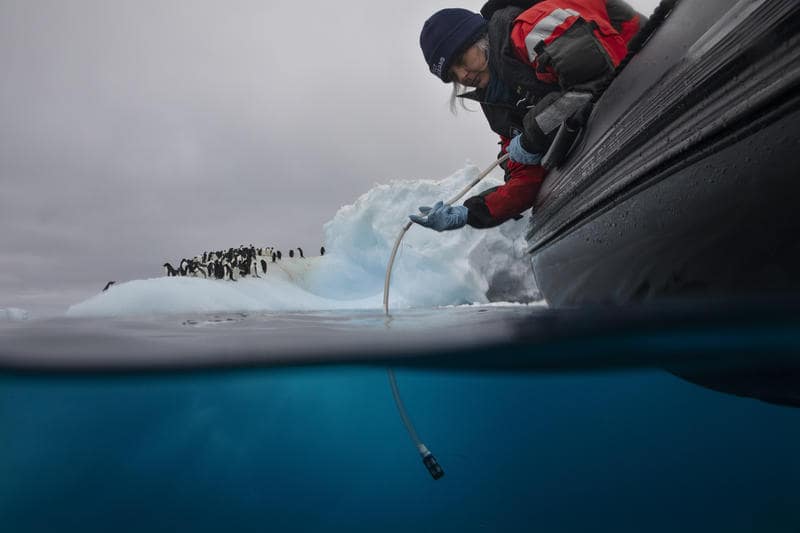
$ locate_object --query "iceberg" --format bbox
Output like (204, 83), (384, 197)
(68, 165), (540, 318)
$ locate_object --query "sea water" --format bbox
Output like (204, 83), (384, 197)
(1, 168), (799, 531)
(0, 350), (799, 532)
(1, 305), (799, 533)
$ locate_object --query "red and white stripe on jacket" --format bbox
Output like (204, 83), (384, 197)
(510, 0), (639, 84)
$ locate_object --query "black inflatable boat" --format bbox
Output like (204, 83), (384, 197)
(526, 0), (800, 307)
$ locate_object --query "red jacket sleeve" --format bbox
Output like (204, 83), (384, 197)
(464, 138), (546, 228)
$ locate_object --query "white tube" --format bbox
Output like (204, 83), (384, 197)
(382, 153), (509, 315)
(387, 368), (422, 448)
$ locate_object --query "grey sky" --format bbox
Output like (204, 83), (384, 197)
(0, 0), (659, 314)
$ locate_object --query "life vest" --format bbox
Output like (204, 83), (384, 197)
(510, 0), (633, 82)
(483, 0), (644, 86)
(464, 1), (643, 138)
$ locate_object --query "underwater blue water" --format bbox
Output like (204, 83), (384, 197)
(1, 362), (798, 532)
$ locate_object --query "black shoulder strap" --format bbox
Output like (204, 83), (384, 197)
(486, 6), (557, 100)
(480, 0), (544, 20)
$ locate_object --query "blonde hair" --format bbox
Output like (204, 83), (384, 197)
(449, 35), (490, 114)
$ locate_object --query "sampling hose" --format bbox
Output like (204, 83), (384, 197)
(387, 368), (444, 480)
(382, 153), (509, 315)
(381, 153), (509, 480)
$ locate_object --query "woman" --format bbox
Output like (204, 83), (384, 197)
(410, 0), (645, 232)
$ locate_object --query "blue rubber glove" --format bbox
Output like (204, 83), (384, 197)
(409, 201), (468, 232)
(508, 134), (543, 165)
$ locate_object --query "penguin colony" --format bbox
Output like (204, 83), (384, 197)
(162, 245), (320, 281)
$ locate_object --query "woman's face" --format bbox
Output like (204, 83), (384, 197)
(450, 44), (490, 89)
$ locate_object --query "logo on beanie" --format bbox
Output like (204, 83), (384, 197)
(431, 56), (446, 78)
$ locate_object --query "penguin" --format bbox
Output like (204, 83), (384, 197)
(223, 263), (236, 281)
(102, 281), (116, 292)
(239, 258), (251, 278)
(249, 259), (260, 278)
(272, 252), (277, 263)
(260, 259), (268, 274)
(289, 249), (294, 258)
(212, 261), (224, 279)
(297, 247), (304, 258)
(277, 250), (282, 260)
(163, 262), (180, 277)
(320, 246), (325, 256)
(191, 262), (208, 278)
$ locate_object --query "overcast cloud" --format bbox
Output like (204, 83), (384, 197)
(0, 0), (659, 314)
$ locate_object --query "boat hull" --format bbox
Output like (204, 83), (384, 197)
(526, 0), (800, 307)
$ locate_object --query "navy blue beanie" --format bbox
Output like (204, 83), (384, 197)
(420, 8), (488, 83)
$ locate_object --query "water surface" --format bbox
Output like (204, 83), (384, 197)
(1, 302), (798, 532)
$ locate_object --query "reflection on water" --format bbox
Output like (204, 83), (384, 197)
(182, 313), (250, 327)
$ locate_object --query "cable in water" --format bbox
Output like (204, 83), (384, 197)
(382, 154), (508, 480)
